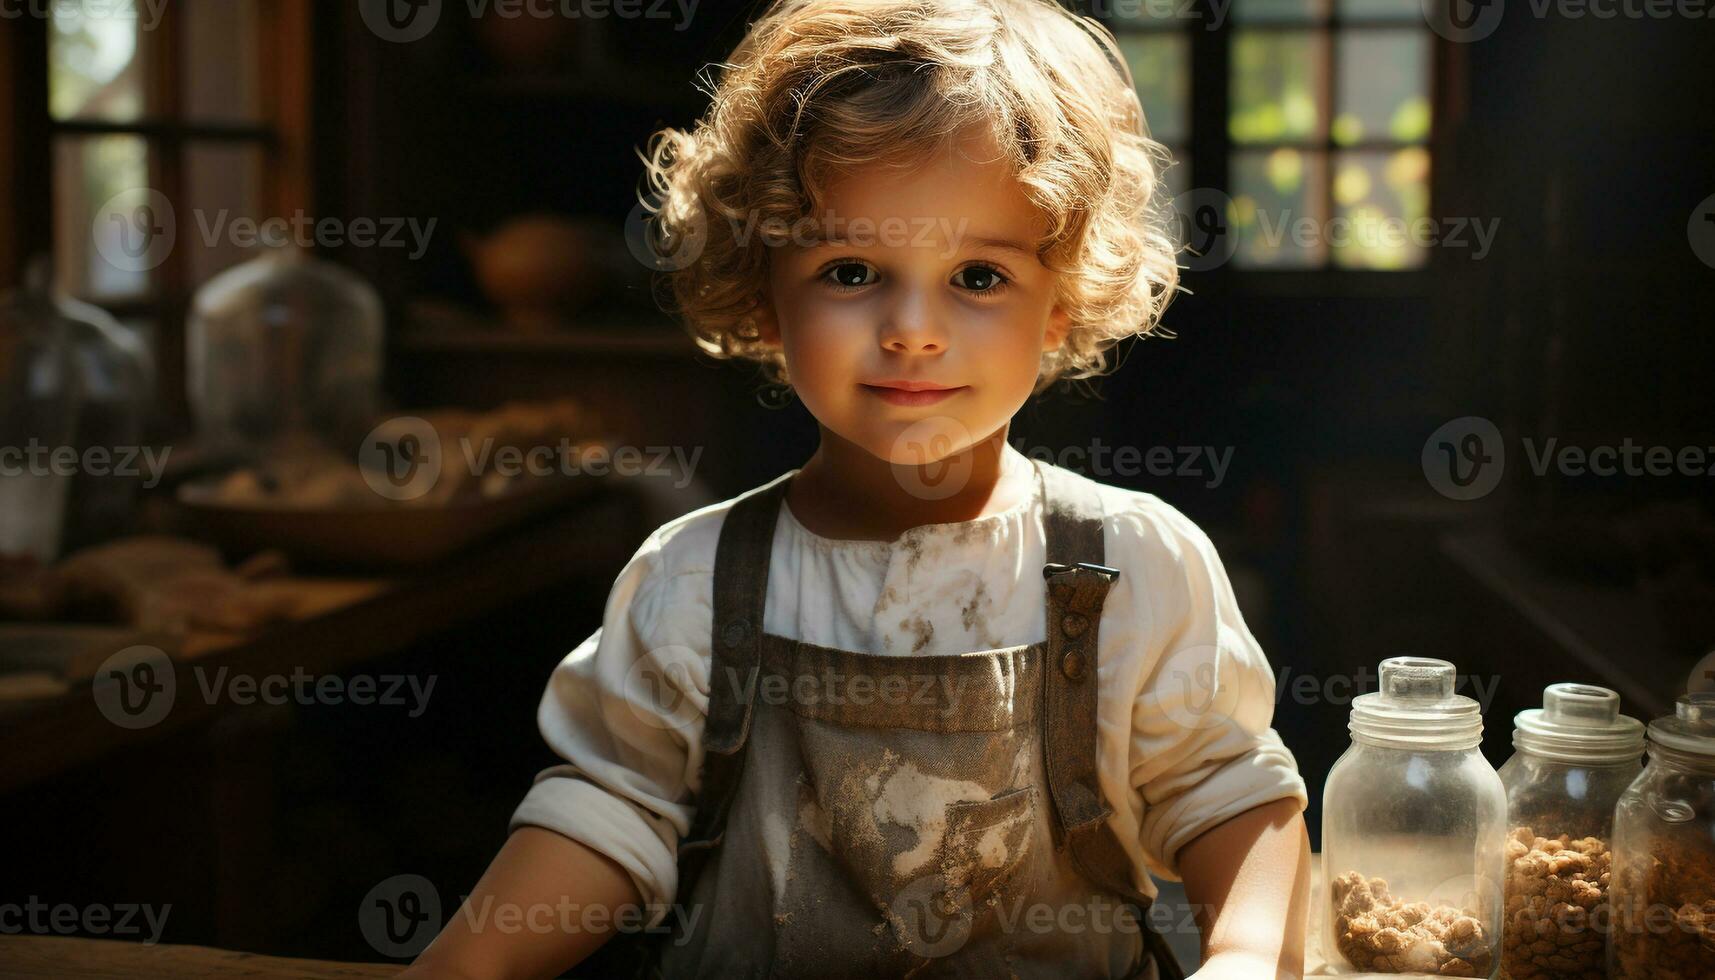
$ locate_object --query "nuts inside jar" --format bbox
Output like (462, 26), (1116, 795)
(1499, 828), (1608, 980)
(1611, 835), (1715, 980)
(1331, 871), (1495, 976)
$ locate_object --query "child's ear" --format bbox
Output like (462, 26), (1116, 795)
(1042, 306), (1071, 352)
(752, 302), (782, 347)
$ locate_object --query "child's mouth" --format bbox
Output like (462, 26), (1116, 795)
(860, 383), (968, 407)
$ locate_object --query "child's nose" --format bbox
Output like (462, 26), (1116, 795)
(877, 288), (949, 354)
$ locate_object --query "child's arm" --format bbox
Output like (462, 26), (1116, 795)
(1177, 798), (1312, 980)
(399, 826), (642, 980)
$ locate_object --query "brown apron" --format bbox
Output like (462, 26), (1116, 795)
(638, 458), (1186, 979)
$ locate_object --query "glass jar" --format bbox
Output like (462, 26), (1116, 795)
(1609, 693), (1715, 979)
(1496, 683), (1643, 980)
(1322, 656), (1507, 977)
(186, 244), (383, 454)
(0, 258), (153, 559)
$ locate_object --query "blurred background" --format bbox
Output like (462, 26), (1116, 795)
(1, 0), (1713, 973)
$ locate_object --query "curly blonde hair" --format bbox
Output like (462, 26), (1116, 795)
(637, 0), (1181, 393)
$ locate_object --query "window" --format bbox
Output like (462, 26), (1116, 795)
(4, 0), (313, 416)
(1111, 0), (1435, 272)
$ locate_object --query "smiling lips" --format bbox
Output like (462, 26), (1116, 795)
(860, 380), (968, 407)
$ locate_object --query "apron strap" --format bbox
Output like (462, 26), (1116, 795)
(1036, 459), (1187, 980)
(681, 471), (791, 856)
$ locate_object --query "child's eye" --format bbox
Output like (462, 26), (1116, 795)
(821, 261), (877, 292)
(953, 264), (1010, 294)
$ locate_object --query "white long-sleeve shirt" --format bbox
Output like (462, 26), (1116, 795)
(511, 460), (1308, 921)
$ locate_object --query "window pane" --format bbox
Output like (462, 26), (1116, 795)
(1337, 0), (1423, 19)
(1116, 33), (1190, 145)
(1231, 148), (1329, 267)
(1230, 31), (1329, 144)
(1333, 31), (1430, 146)
(182, 0), (262, 123)
(1232, 0), (1331, 22)
(185, 143), (265, 286)
(53, 135), (153, 299)
(1331, 148), (1430, 269)
(49, 0), (152, 122)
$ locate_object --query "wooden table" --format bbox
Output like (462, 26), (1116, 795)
(0, 936), (401, 977)
(0, 863), (1451, 979)
(0, 484), (647, 795)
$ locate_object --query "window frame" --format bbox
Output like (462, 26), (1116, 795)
(1, 0), (315, 422)
(1106, 0), (1466, 296)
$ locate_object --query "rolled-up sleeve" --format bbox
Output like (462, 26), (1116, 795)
(1118, 498), (1307, 881)
(509, 536), (714, 926)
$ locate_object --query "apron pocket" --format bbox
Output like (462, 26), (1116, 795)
(934, 784), (1037, 914)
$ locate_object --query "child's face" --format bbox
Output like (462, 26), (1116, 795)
(757, 130), (1070, 466)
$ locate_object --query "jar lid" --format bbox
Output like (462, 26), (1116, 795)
(1350, 657), (1484, 748)
(1646, 693), (1715, 758)
(1513, 683), (1645, 764)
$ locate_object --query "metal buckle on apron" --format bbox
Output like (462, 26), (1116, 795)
(1041, 561), (1121, 581)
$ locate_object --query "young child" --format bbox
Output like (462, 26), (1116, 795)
(406, 1), (1310, 977)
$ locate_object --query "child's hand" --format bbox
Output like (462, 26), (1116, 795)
(1188, 950), (1301, 980)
